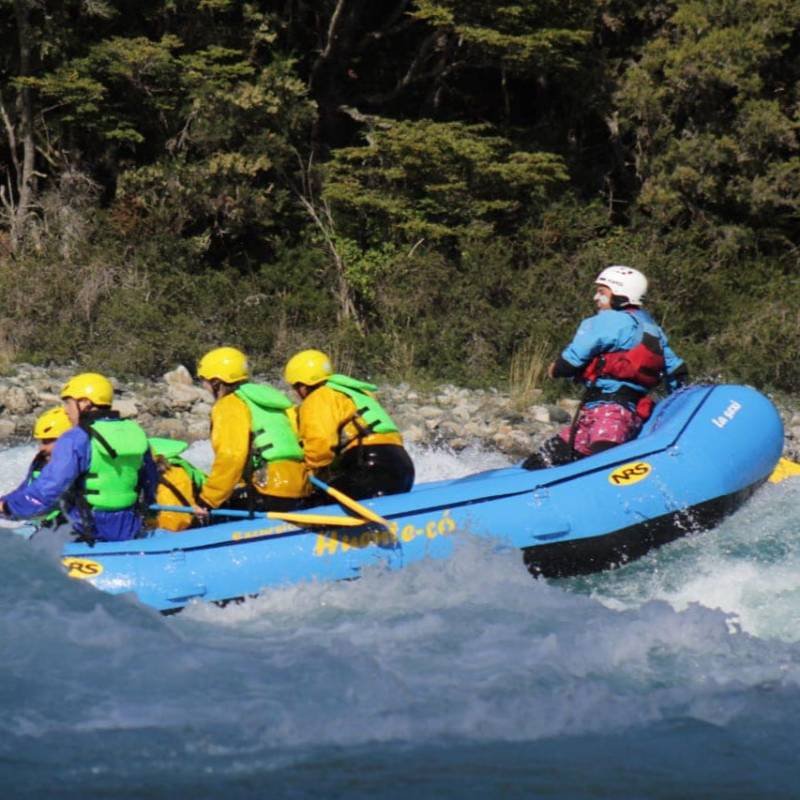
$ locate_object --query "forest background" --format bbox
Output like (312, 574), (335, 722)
(1, 0), (799, 395)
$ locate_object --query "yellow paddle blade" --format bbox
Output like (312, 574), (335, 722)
(310, 478), (392, 529)
(769, 457), (800, 484)
(267, 511), (366, 528)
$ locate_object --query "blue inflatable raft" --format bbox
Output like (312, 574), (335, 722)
(60, 384), (783, 613)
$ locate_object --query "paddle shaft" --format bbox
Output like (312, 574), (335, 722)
(149, 504), (366, 527)
(153, 504), (271, 519)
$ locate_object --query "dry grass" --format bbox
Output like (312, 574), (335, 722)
(326, 341), (356, 378)
(0, 321), (18, 374)
(509, 337), (550, 411)
(385, 331), (416, 383)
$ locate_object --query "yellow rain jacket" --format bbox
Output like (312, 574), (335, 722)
(297, 384), (403, 472)
(200, 393), (307, 508)
(155, 465), (197, 532)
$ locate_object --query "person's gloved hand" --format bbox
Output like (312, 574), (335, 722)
(666, 363), (689, 393)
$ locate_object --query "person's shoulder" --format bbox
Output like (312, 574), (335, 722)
(307, 384), (339, 403)
(106, 414), (147, 430)
(60, 425), (89, 446)
(217, 392), (248, 411)
(299, 384), (344, 418)
(604, 309), (639, 331)
(630, 307), (655, 322)
(576, 310), (623, 332)
(209, 393), (249, 427)
(49, 425), (89, 463)
(629, 307), (668, 335)
(576, 310), (635, 343)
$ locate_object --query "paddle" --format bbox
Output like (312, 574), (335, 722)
(308, 475), (393, 530)
(769, 457), (800, 484)
(149, 504), (366, 528)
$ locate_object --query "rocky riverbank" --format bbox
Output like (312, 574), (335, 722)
(0, 363), (798, 462)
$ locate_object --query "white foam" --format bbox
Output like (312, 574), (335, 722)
(0, 442), (36, 494)
(3, 441), (800, 748)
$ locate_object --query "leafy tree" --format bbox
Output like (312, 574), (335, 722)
(617, 0), (800, 252)
(316, 116), (568, 331)
(325, 117), (568, 244)
(0, 0), (799, 390)
(16, 5), (315, 265)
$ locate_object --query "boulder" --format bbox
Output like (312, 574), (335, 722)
(437, 419), (467, 439)
(0, 385), (33, 414)
(33, 393), (62, 409)
(530, 405), (551, 424)
(186, 417), (210, 440)
(418, 405), (444, 420)
(167, 383), (206, 409)
(492, 426), (532, 455)
(193, 401), (213, 418)
(163, 364), (194, 387)
(402, 424), (427, 444)
(150, 417), (189, 439)
(0, 418), (17, 439)
(547, 405), (572, 424)
(114, 398), (139, 419)
(558, 398), (581, 414)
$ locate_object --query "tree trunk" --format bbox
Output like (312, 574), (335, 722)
(9, 0), (37, 251)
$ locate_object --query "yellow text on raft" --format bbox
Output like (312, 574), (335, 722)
(231, 521), (298, 541)
(314, 510), (457, 557)
(62, 557), (104, 580)
(608, 461), (652, 487)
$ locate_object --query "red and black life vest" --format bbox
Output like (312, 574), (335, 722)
(581, 314), (666, 390)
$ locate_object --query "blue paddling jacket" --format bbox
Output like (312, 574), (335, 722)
(557, 308), (686, 404)
(2, 417), (158, 542)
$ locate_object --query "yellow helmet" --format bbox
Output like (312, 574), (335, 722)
(284, 349), (333, 386)
(33, 406), (72, 440)
(197, 346), (249, 383)
(60, 372), (114, 405)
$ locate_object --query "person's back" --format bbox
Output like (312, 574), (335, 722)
(0, 373), (157, 542)
(523, 266), (687, 469)
(285, 349), (414, 500)
(149, 437), (207, 532)
(195, 347), (307, 514)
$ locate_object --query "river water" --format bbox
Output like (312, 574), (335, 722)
(1, 442), (798, 799)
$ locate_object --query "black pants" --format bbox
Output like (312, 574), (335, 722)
(521, 435), (577, 470)
(522, 434), (620, 470)
(314, 444), (415, 502)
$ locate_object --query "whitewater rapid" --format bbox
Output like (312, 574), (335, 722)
(1, 441), (799, 799)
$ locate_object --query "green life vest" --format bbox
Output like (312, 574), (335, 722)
(148, 437), (188, 461)
(325, 374), (399, 450)
(83, 419), (149, 510)
(234, 383), (304, 467)
(148, 437), (207, 489)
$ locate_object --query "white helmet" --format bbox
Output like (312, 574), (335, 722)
(595, 265), (647, 306)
